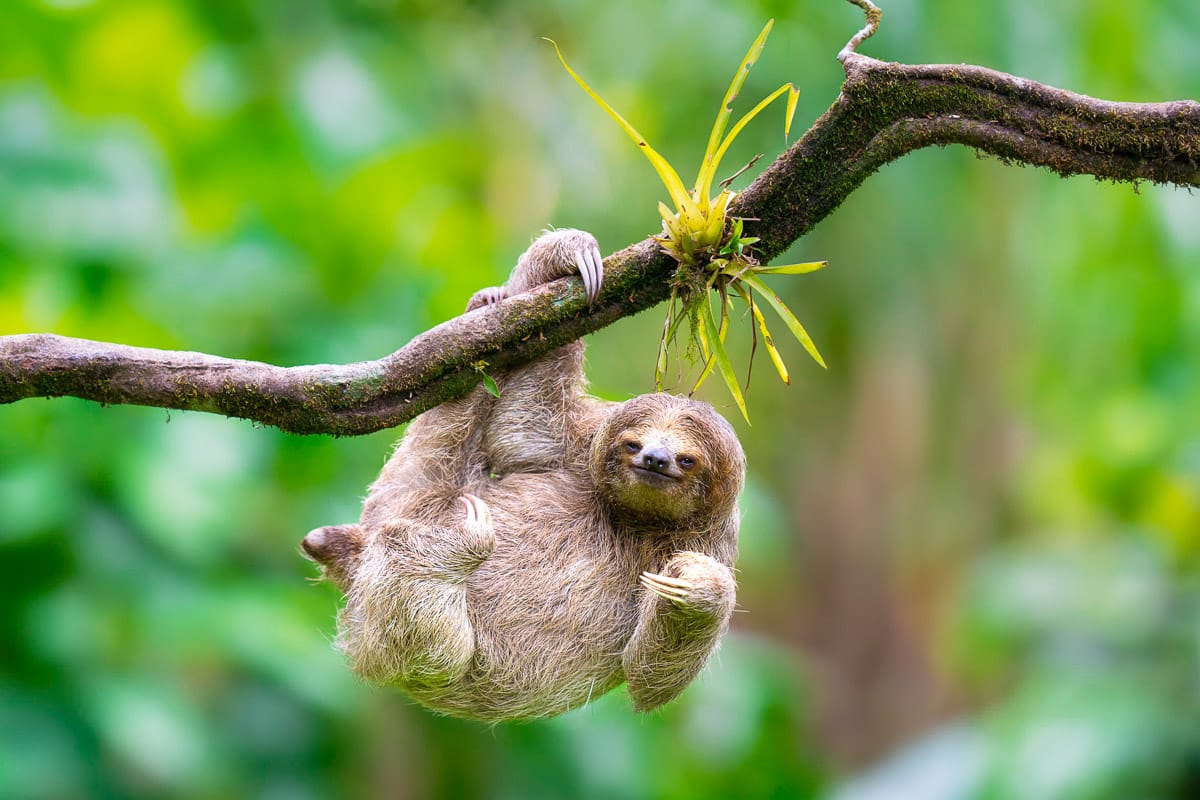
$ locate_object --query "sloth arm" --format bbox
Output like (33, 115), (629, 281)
(622, 551), (737, 712)
(474, 230), (605, 474)
(367, 230), (602, 495)
(306, 232), (601, 588)
(307, 388), (492, 590)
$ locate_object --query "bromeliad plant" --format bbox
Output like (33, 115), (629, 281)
(549, 20), (828, 422)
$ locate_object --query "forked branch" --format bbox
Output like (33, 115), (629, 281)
(837, 0), (882, 62)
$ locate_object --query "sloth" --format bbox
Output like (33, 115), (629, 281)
(302, 230), (745, 721)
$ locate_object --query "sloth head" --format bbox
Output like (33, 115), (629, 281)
(590, 393), (745, 526)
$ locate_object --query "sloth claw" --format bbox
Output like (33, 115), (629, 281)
(460, 494), (492, 528)
(458, 494), (495, 562)
(467, 286), (508, 312)
(574, 243), (603, 305)
(640, 571), (692, 604)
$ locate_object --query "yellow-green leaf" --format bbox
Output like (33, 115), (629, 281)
(695, 300), (711, 360)
(658, 202), (684, 242)
(690, 287), (735, 394)
(784, 84), (800, 139)
(709, 82), (796, 178)
(741, 271), (826, 369)
(700, 190), (734, 244)
(547, 38), (696, 215)
(690, 308), (716, 392)
(699, 295), (750, 423)
(734, 283), (789, 384)
(752, 260), (828, 275)
(695, 19), (775, 202)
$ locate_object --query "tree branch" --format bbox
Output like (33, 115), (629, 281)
(738, 54), (1199, 266)
(2, 9), (1197, 435)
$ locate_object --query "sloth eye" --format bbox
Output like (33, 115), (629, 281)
(677, 455), (697, 470)
(624, 441), (641, 454)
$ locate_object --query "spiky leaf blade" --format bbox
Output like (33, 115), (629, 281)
(709, 83), (796, 175)
(547, 39), (698, 216)
(752, 261), (828, 275)
(695, 19), (776, 201)
(741, 271), (827, 369)
(784, 84), (800, 139)
(734, 283), (790, 384)
(699, 294), (750, 423)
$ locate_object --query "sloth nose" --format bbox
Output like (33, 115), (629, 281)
(641, 447), (672, 472)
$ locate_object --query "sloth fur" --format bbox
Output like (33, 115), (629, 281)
(302, 230), (745, 720)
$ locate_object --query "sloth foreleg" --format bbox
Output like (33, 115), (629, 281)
(622, 551), (736, 712)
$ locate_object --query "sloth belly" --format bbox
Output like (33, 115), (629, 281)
(416, 475), (640, 720)
(460, 560), (632, 719)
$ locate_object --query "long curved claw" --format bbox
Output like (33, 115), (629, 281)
(640, 571), (692, 604)
(574, 243), (604, 305)
(460, 494), (492, 527)
(467, 286), (509, 312)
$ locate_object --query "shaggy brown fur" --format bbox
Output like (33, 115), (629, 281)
(302, 230), (745, 720)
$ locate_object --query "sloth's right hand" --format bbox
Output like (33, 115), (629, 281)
(500, 229), (604, 306)
(571, 236), (603, 305)
(465, 232), (603, 310)
(640, 551), (735, 622)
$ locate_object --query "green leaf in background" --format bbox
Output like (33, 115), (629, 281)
(1, 1), (1199, 798)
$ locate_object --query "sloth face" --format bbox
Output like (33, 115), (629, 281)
(610, 425), (704, 515)
(591, 394), (744, 525)
(622, 428), (698, 483)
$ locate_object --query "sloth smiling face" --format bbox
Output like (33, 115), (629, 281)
(590, 394), (745, 526)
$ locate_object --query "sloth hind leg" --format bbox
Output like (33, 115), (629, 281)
(340, 495), (495, 688)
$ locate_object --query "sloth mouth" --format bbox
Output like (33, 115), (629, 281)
(632, 465), (680, 484)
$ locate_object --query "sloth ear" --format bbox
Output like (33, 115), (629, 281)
(301, 524), (364, 592)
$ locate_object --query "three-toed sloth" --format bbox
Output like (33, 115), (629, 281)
(303, 230), (745, 721)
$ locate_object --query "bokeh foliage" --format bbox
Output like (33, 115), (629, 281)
(1, 0), (1198, 798)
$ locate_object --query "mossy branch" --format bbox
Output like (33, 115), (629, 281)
(739, 55), (1198, 264)
(0, 240), (669, 436)
(2, 7), (1197, 435)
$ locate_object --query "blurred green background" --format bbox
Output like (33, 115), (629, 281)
(1, 0), (1199, 797)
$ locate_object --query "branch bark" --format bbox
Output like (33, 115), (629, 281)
(2, 13), (1197, 435)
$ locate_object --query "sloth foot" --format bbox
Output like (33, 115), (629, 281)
(458, 493), (496, 561)
(300, 523), (362, 567)
(467, 286), (508, 312)
(300, 523), (363, 591)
